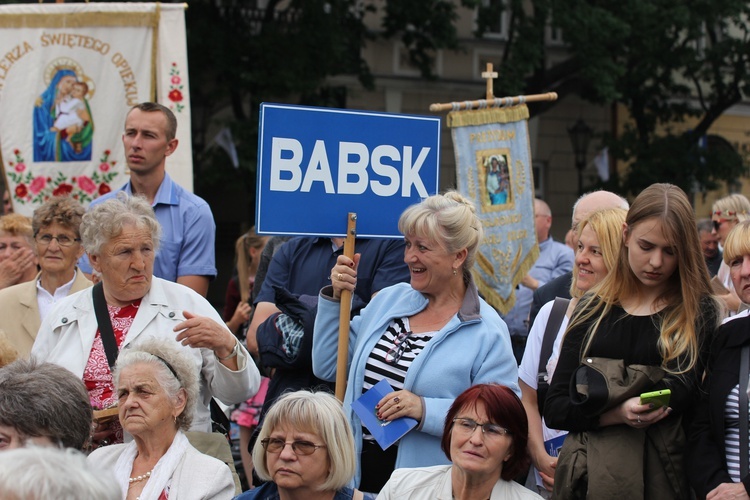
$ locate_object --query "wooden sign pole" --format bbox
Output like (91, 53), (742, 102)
(335, 213), (357, 401)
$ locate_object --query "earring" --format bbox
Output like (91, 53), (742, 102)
(173, 415), (177, 424)
(452, 268), (457, 275)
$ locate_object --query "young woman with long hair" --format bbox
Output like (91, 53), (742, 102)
(544, 183), (719, 499)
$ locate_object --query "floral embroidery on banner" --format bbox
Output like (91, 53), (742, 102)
(6, 148), (120, 205)
(167, 62), (185, 113)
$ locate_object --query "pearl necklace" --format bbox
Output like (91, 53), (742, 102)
(129, 470), (152, 484)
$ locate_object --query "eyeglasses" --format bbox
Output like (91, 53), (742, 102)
(452, 418), (511, 438)
(712, 220), (724, 231)
(260, 438), (326, 456)
(34, 233), (81, 247)
(384, 330), (412, 365)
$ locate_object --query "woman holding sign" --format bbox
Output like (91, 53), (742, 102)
(312, 191), (518, 492)
(543, 184), (719, 499)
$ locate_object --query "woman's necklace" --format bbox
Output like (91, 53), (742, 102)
(129, 470), (152, 484)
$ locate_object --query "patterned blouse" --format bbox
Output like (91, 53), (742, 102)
(83, 300), (141, 444)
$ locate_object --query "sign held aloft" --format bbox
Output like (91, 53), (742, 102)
(256, 103), (441, 238)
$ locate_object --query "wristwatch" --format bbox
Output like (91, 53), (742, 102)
(215, 339), (239, 361)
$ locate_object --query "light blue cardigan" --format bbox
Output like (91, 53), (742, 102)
(312, 280), (519, 487)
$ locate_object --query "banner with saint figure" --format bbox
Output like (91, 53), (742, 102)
(449, 105), (538, 315)
(0, 3), (192, 216)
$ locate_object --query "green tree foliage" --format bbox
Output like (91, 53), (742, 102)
(468, 0), (750, 195)
(186, 0), (749, 197)
(186, 0), (464, 196)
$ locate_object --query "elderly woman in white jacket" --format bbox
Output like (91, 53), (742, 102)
(32, 193), (259, 446)
(89, 338), (235, 500)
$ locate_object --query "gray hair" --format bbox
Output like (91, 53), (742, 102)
(31, 196), (85, 237)
(398, 191), (483, 284)
(114, 338), (199, 431)
(0, 359), (92, 450)
(0, 447), (119, 500)
(253, 390), (356, 491)
(696, 218), (714, 234)
(80, 192), (161, 256)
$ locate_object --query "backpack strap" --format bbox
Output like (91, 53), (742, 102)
(536, 297), (571, 412)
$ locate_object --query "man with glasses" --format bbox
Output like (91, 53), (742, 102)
(501, 198), (574, 363)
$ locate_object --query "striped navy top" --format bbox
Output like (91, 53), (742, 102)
(724, 383), (750, 482)
(362, 317), (437, 440)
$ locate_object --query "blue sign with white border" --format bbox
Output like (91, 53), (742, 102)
(256, 103), (441, 238)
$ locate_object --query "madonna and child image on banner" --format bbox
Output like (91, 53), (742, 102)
(33, 57), (95, 163)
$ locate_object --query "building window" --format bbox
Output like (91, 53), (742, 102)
(476, 0), (508, 40)
(532, 160), (545, 198)
(546, 24), (564, 46)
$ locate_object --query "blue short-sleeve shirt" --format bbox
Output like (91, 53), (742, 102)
(79, 173), (217, 281)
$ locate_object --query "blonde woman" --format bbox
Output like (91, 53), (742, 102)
(236, 390), (367, 500)
(314, 191), (518, 491)
(689, 220), (750, 498)
(544, 184), (719, 498)
(711, 194), (750, 315)
(519, 207), (626, 497)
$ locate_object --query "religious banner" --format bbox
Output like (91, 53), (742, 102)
(0, 2), (192, 217)
(449, 104), (538, 314)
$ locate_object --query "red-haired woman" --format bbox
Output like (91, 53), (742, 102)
(378, 384), (540, 499)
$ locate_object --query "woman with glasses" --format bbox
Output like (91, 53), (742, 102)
(235, 390), (371, 500)
(313, 191), (518, 492)
(711, 194), (750, 316)
(89, 338), (235, 499)
(0, 197), (90, 357)
(378, 384), (540, 499)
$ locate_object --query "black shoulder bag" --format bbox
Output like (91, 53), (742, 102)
(536, 297), (570, 413)
(92, 282), (119, 370)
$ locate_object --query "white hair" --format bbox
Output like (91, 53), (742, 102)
(0, 447), (119, 500)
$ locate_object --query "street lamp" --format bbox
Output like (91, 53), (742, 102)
(568, 119), (593, 195)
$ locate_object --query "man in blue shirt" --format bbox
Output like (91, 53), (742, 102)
(80, 103), (216, 296)
(502, 198), (574, 363)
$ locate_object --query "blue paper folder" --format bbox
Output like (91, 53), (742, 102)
(351, 379), (418, 450)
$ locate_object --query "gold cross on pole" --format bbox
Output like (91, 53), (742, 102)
(481, 63), (498, 101)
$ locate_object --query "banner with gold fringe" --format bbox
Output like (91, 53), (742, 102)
(0, 2), (192, 216)
(449, 104), (538, 315)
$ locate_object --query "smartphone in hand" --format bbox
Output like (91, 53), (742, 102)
(640, 389), (671, 411)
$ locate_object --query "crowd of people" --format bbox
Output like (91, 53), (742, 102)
(2, 101), (750, 500)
